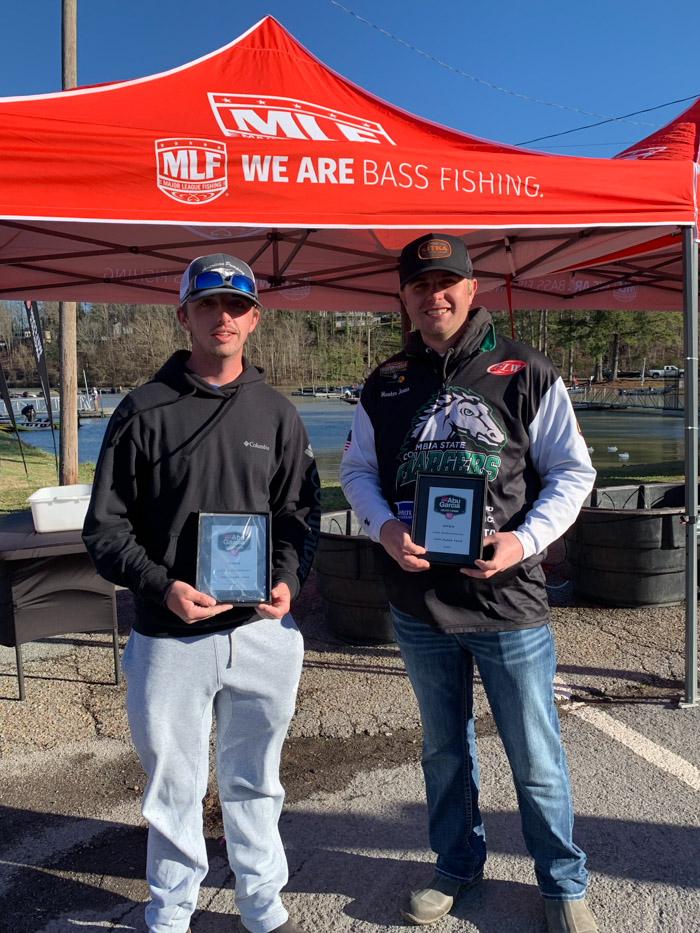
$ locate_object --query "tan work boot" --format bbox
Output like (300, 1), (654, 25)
(400, 870), (483, 925)
(544, 898), (598, 933)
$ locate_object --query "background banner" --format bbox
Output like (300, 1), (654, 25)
(0, 365), (29, 479)
(24, 300), (59, 470)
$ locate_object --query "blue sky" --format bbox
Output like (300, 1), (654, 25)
(0, 0), (697, 157)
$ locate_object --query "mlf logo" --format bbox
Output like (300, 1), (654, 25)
(278, 274), (311, 301)
(613, 282), (638, 303)
(208, 93), (396, 145)
(616, 146), (668, 160)
(155, 139), (228, 203)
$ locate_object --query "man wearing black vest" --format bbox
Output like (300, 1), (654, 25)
(340, 233), (597, 933)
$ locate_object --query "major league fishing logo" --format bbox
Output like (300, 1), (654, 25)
(155, 139), (228, 203)
(208, 93), (396, 145)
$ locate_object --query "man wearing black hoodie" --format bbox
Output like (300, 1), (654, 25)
(83, 254), (320, 933)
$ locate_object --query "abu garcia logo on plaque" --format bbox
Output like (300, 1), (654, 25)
(434, 495), (466, 520)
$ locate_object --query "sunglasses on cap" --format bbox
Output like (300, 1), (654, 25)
(184, 270), (258, 301)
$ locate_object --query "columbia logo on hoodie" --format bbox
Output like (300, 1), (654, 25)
(244, 440), (270, 451)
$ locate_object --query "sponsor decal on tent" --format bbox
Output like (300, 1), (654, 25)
(208, 94), (396, 145)
(155, 139), (228, 203)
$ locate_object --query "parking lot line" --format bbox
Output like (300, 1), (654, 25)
(570, 704), (700, 793)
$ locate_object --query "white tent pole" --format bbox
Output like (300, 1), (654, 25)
(681, 224), (699, 708)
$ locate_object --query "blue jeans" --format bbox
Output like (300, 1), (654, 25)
(391, 606), (588, 900)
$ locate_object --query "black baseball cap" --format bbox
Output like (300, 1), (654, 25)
(179, 253), (261, 308)
(399, 233), (473, 287)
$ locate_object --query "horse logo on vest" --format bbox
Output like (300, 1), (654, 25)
(409, 388), (506, 450)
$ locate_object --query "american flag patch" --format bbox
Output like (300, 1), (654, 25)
(344, 430), (352, 452)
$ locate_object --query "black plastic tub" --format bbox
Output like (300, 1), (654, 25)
(313, 510), (393, 644)
(564, 483), (690, 608)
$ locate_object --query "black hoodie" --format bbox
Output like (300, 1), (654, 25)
(83, 351), (320, 637)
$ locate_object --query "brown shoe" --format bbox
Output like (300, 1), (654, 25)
(239, 919), (306, 933)
(400, 870), (483, 925)
(544, 898), (598, 933)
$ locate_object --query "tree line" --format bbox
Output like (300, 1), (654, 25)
(0, 300), (684, 390)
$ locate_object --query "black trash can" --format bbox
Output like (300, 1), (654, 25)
(313, 510), (394, 644)
(564, 483), (691, 608)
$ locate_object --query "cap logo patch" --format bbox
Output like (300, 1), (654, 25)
(418, 239), (452, 260)
(487, 360), (527, 375)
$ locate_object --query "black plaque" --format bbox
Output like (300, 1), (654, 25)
(411, 473), (486, 566)
(196, 512), (271, 604)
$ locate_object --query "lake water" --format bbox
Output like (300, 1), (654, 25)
(576, 409), (685, 473)
(21, 394), (356, 485)
(17, 395), (686, 483)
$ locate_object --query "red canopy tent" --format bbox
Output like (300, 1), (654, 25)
(0, 15), (695, 312)
(0, 16), (697, 702)
(528, 96), (700, 310)
(617, 96), (700, 162)
(528, 100), (700, 708)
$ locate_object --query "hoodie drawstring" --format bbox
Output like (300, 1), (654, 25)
(228, 629), (236, 669)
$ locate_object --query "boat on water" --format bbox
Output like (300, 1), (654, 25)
(0, 420), (60, 431)
(292, 385), (355, 399)
(342, 387), (361, 404)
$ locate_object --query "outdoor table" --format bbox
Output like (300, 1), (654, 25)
(0, 511), (119, 700)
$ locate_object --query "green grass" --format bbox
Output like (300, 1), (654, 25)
(0, 432), (95, 515)
(594, 461), (684, 486)
(0, 431), (683, 517)
(0, 431), (351, 516)
(318, 482), (350, 512)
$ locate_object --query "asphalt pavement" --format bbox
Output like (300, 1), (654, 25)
(1, 566), (699, 933)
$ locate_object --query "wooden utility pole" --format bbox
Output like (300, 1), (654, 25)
(59, 0), (78, 484)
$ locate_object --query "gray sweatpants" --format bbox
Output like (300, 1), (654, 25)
(121, 615), (304, 933)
